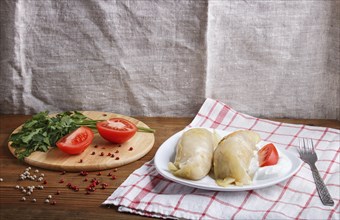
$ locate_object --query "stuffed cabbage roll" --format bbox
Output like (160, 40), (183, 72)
(213, 130), (260, 186)
(168, 128), (216, 180)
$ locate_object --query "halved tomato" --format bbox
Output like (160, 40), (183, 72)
(258, 143), (279, 167)
(96, 118), (137, 144)
(56, 126), (94, 155)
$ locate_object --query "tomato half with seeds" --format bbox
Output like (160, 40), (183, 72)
(258, 143), (279, 167)
(96, 118), (137, 144)
(56, 126), (94, 155)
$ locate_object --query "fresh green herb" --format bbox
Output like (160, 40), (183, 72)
(9, 111), (155, 160)
(9, 111), (99, 160)
(137, 126), (156, 133)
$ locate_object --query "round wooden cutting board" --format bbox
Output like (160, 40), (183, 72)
(8, 111), (155, 172)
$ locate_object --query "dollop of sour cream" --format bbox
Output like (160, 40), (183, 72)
(249, 145), (293, 182)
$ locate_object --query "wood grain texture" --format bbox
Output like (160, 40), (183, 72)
(0, 115), (338, 220)
(7, 111), (155, 172)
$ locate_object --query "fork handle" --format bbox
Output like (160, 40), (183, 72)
(310, 164), (334, 206)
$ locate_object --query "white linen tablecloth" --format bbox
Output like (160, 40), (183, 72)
(103, 98), (339, 219)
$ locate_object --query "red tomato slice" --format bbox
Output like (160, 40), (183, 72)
(56, 126), (94, 155)
(258, 143), (279, 167)
(96, 118), (137, 144)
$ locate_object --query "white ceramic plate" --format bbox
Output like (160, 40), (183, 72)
(154, 128), (302, 191)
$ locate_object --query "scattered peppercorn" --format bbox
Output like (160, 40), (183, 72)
(115, 157), (120, 160)
(91, 151), (95, 155)
(79, 159), (83, 163)
(128, 147), (134, 151)
(80, 171), (88, 176)
(61, 171), (66, 175)
(59, 179), (64, 183)
(101, 183), (108, 189)
(100, 152), (104, 156)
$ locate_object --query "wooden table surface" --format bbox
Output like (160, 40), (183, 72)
(0, 115), (339, 220)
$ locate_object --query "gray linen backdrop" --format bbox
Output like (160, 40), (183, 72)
(1, 0), (339, 119)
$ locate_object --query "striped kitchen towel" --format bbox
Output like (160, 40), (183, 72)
(103, 98), (340, 219)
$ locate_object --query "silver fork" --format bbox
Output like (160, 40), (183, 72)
(298, 139), (334, 206)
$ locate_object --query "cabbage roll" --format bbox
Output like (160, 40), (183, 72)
(213, 130), (260, 186)
(168, 128), (216, 180)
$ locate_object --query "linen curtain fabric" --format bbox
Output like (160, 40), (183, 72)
(1, 0), (339, 119)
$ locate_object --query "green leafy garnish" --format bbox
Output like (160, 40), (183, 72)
(9, 111), (99, 160)
(9, 111), (155, 160)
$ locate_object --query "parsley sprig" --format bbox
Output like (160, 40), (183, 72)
(9, 111), (155, 160)
(9, 111), (99, 160)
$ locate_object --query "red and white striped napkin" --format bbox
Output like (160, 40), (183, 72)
(103, 98), (340, 219)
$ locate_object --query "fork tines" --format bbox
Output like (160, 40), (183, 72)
(298, 138), (315, 155)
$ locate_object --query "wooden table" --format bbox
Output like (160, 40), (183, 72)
(0, 115), (339, 220)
